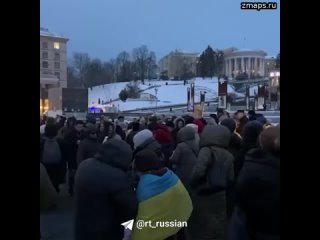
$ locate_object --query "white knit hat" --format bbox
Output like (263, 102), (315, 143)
(133, 129), (153, 149)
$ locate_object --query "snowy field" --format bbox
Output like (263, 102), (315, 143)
(88, 78), (243, 111)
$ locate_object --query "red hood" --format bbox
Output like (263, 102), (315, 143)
(193, 119), (205, 134)
(153, 124), (173, 144)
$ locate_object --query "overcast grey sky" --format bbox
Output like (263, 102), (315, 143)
(40, 0), (280, 60)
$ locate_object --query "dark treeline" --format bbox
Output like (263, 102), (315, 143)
(68, 45), (157, 88)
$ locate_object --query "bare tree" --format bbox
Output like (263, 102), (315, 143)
(116, 51), (132, 82)
(132, 45), (150, 84)
(72, 53), (91, 88)
(147, 51), (157, 80)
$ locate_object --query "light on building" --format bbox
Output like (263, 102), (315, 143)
(53, 42), (60, 49)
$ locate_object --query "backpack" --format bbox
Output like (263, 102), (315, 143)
(41, 139), (62, 164)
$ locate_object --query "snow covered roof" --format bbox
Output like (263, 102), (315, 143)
(265, 56), (276, 59)
(40, 27), (68, 40)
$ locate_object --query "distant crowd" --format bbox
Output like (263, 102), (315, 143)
(40, 109), (279, 240)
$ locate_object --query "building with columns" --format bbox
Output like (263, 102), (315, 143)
(40, 27), (68, 113)
(224, 48), (267, 79)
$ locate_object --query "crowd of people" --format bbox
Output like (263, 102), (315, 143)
(40, 109), (280, 240)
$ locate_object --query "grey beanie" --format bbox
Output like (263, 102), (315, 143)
(133, 129), (154, 149)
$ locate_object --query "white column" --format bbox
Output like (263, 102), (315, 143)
(248, 57), (251, 77)
(254, 58), (258, 75)
(261, 58), (265, 76)
(241, 58), (245, 72)
(229, 59), (232, 77)
(234, 58), (237, 72)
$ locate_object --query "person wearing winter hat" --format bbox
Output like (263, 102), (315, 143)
(132, 129), (163, 160)
(131, 150), (193, 240)
(235, 126), (280, 239)
(152, 123), (174, 168)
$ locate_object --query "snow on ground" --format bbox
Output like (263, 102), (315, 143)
(89, 78), (241, 111)
(88, 81), (149, 105)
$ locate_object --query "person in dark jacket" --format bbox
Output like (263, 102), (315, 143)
(235, 127), (280, 240)
(153, 124), (174, 168)
(115, 124), (126, 140)
(63, 120), (84, 195)
(189, 125), (234, 240)
(220, 118), (243, 219)
(126, 122), (140, 150)
(76, 125), (101, 166)
(170, 126), (199, 189)
(40, 124), (65, 193)
(57, 116), (76, 139)
(220, 118), (243, 161)
(248, 110), (257, 121)
(74, 139), (138, 240)
(236, 120), (263, 180)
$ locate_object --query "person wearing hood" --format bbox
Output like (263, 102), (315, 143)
(188, 125), (234, 240)
(170, 126), (199, 189)
(193, 118), (205, 134)
(234, 126), (280, 240)
(171, 117), (185, 149)
(185, 123), (200, 147)
(236, 121), (263, 180)
(74, 139), (138, 240)
(76, 125), (101, 166)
